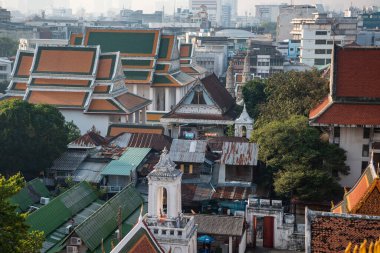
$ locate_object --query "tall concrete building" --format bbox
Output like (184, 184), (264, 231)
(255, 4), (281, 23)
(189, 0), (222, 26)
(276, 4), (323, 42)
(291, 13), (357, 67)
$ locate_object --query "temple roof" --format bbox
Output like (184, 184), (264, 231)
(235, 104), (253, 124)
(332, 162), (380, 215)
(148, 147), (182, 178)
(310, 46), (380, 126)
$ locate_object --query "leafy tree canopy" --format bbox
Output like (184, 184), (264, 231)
(0, 37), (18, 57)
(242, 79), (266, 119)
(0, 99), (75, 179)
(65, 120), (81, 143)
(0, 173), (44, 252)
(251, 115), (347, 201)
(254, 69), (328, 125)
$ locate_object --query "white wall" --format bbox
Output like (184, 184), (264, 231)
(60, 109), (110, 136)
(339, 127), (369, 187)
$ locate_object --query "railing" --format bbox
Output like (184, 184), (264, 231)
(145, 215), (195, 240)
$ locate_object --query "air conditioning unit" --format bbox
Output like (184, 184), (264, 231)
(66, 246), (78, 253)
(70, 237), (82, 246)
(40, 197), (50, 205)
(65, 225), (72, 235)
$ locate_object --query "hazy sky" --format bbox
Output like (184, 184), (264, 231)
(2, 0), (380, 15)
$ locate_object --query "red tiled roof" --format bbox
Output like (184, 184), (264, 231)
(27, 91), (88, 108)
(335, 47), (380, 98)
(202, 73), (235, 112)
(310, 103), (380, 126)
(309, 96), (331, 118)
(115, 92), (150, 111)
(14, 52), (33, 77)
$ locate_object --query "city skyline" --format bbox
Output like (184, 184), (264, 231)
(1, 0), (380, 15)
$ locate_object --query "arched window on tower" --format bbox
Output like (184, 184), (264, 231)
(242, 126), (247, 138)
(191, 90), (206, 104)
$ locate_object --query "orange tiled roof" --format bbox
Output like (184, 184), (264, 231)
(69, 33), (83, 45)
(310, 103), (380, 126)
(93, 85), (110, 93)
(181, 66), (197, 74)
(309, 96), (331, 118)
(14, 52), (34, 78)
(87, 99), (123, 113)
(30, 78), (91, 87)
(107, 124), (164, 137)
(27, 91), (88, 108)
(11, 82), (27, 91)
(180, 44), (192, 58)
(115, 92), (150, 111)
(33, 47), (97, 75)
(96, 55), (115, 80)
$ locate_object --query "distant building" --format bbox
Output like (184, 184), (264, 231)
(276, 4), (321, 42)
(255, 4), (281, 23)
(221, 4), (231, 27)
(119, 9), (163, 24)
(0, 58), (12, 81)
(18, 38), (68, 50)
(356, 30), (380, 46)
(291, 13), (357, 67)
(0, 6), (11, 22)
(190, 0), (222, 26)
(358, 12), (380, 30)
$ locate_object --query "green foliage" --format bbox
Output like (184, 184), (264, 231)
(0, 173), (44, 252)
(251, 115), (347, 201)
(0, 99), (69, 178)
(65, 120), (81, 143)
(226, 125), (235, 137)
(258, 70), (328, 125)
(0, 37), (17, 57)
(242, 79), (266, 119)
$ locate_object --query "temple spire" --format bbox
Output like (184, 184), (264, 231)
(226, 60), (235, 98)
(242, 49), (252, 83)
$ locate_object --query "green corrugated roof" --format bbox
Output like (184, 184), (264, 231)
(26, 182), (97, 236)
(10, 178), (50, 212)
(74, 184), (143, 251)
(101, 148), (151, 176)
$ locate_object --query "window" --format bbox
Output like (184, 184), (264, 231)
(0, 66), (6, 71)
(334, 127), (340, 138)
(314, 59), (325, 65)
(327, 40), (334, 44)
(315, 40), (326, 44)
(363, 128), (370, 139)
(315, 49), (326, 54)
(326, 49), (332, 54)
(326, 59), (331, 64)
(362, 161), (368, 172)
(316, 30), (328, 35)
(362, 144), (369, 157)
(191, 91), (206, 104)
(290, 48), (294, 51)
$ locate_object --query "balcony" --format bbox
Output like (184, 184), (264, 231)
(100, 185), (123, 193)
(144, 215), (195, 240)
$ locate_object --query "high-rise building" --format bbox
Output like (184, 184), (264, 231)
(189, 0), (222, 26)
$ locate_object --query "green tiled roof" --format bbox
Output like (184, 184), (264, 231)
(158, 37), (170, 59)
(74, 37), (82, 45)
(86, 31), (156, 55)
(26, 182), (97, 236)
(154, 74), (173, 84)
(10, 178), (50, 212)
(124, 70), (150, 81)
(122, 59), (152, 67)
(101, 148), (151, 176)
(74, 185), (143, 251)
(156, 64), (168, 71)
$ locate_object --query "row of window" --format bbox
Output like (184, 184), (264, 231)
(315, 40), (341, 45)
(315, 49), (332, 54)
(316, 31), (328, 35)
(314, 58), (331, 65)
(334, 127), (371, 139)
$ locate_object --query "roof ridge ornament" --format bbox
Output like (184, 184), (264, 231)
(154, 147), (176, 172)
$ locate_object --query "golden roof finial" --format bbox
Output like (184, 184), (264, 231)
(331, 201), (335, 209)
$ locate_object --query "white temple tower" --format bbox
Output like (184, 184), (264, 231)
(235, 103), (254, 139)
(145, 148), (197, 253)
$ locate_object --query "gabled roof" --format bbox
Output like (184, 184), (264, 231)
(332, 163), (380, 215)
(194, 214), (244, 236)
(69, 131), (107, 148)
(221, 142), (258, 166)
(110, 217), (164, 253)
(49, 150), (88, 171)
(169, 139), (208, 163)
(26, 182), (98, 236)
(201, 73), (235, 112)
(310, 46), (380, 126)
(109, 132), (172, 151)
(31, 46), (98, 75)
(73, 184), (143, 251)
(12, 51), (34, 78)
(10, 178), (50, 212)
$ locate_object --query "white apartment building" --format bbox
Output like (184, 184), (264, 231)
(291, 13), (357, 67)
(189, 0), (222, 26)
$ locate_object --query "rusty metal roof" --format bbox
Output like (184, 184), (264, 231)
(109, 132), (172, 151)
(169, 139), (207, 163)
(221, 142), (258, 166)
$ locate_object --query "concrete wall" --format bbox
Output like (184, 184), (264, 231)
(60, 109), (110, 136)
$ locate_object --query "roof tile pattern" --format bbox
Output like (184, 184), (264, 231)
(194, 214), (244, 236)
(14, 52), (33, 77)
(27, 90), (88, 108)
(10, 179), (50, 212)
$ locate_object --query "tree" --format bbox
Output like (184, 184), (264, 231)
(251, 115), (348, 201)
(65, 120), (81, 143)
(258, 70), (328, 124)
(242, 79), (266, 119)
(0, 173), (44, 252)
(226, 125), (235, 137)
(0, 99), (70, 179)
(0, 37), (18, 57)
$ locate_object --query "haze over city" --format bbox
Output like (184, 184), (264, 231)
(1, 0), (380, 15)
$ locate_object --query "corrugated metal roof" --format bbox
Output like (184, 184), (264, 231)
(74, 184), (143, 251)
(101, 148), (151, 176)
(221, 142), (258, 166)
(68, 131), (107, 148)
(49, 150), (88, 171)
(194, 214), (244, 236)
(73, 162), (107, 183)
(109, 132), (172, 151)
(169, 139), (207, 163)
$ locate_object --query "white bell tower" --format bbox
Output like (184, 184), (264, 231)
(145, 148), (197, 253)
(235, 103), (254, 139)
